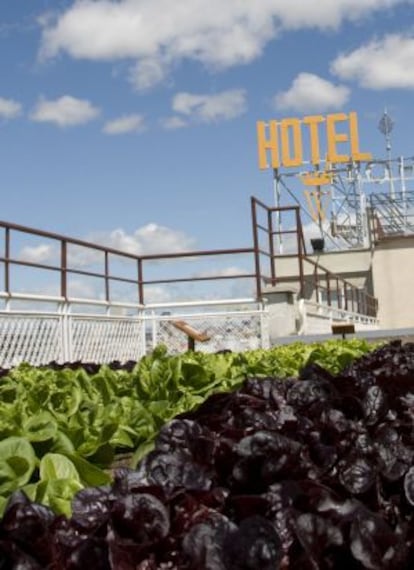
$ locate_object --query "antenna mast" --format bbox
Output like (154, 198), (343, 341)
(378, 109), (395, 198)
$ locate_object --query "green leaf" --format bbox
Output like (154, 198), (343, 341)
(0, 437), (36, 496)
(64, 453), (111, 487)
(50, 431), (76, 455)
(22, 412), (58, 442)
(35, 479), (84, 516)
(91, 368), (116, 404)
(110, 428), (135, 449)
(84, 443), (114, 467)
(20, 482), (39, 502)
(0, 377), (20, 404)
(131, 439), (155, 469)
(39, 453), (81, 482)
(0, 495), (8, 517)
(48, 384), (82, 418)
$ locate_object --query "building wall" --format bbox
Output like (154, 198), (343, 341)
(273, 249), (373, 289)
(272, 240), (414, 329)
(272, 249), (373, 307)
(371, 236), (414, 329)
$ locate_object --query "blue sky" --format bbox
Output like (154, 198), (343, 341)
(1, 0), (414, 302)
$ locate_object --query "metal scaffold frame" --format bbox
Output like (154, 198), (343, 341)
(270, 112), (414, 251)
(272, 155), (414, 251)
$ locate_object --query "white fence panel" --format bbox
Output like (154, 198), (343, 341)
(70, 316), (145, 363)
(0, 298), (269, 367)
(148, 308), (269, 353)
(0, 313), (63, 367)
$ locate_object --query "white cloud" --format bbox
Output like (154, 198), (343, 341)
(67, 245), (103, 268)
(145, 285), (173, 304)
(103, 114), (146, 134)
(274, 73), (350, 113)
(331, 33), (414, 89)
(68, 279), (99, 299)
(162, 116), (188, 130)
(39, 0), (410, 86)
(128, 58), (167, 91)
(30, 95), (100, 127)
(172, 89), (247, 123)
(19, 244), (56, 263)
(91, 223), (196, 256)
(0, 97), (22, 119)
(66, 223), (196, 267)
(16, 223), (196, 273)
(193, 266), (247, 278)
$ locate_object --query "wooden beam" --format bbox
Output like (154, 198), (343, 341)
(331, 323), (355, 339)
(172, 320), (211, 350)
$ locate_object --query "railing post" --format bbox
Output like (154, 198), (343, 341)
(61, 240), (67, 299)
(267, 208), (276, 285)
(344, 282), (348, 311)
(326, 273), (331, 306)
(336, 277), (341, 309)
(104, 251), (110, 303)
(314, 265), (319, 303)
(4, 227), (10, 294)
(295, 208), (305, 298)
(138, 258), (144, 305)
(251, 197), (262, 300)
(360, 290), (364, 315)
(60, 300), (71, 362)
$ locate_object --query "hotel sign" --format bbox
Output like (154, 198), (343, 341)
(257, 112), (372, 171)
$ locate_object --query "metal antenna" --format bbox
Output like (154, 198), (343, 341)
(378, 109), (395, 198)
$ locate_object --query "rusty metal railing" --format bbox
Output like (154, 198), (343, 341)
(304, 257), (378, 317)
(250, 197), (378, 318)
(0, 219), (259, 305)
(0, 199), (378, 318)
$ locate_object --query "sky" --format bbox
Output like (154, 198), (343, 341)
(1, 0), (414, 303)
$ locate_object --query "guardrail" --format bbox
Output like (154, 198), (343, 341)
(302, 257), (378, 317)
(0, 205), (382, 366)
(0, 220), (259, 305)
(250, 197), (378, 318)
(369, 190), (414, 242)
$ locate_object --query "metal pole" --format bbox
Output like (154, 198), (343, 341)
(295, 208), (305, 298)
(251, 197), (262, 300)
(267, 207), (276, 285)
(104, 251), (110, 303)
(61, 240), (67, 299)
(273, 169), (283, 253)
(400, 156), (408, 233)
(378, 110), (395, 199)
(326, 273), (331, 307)
(336, 277), (340, 309)
(344, 282), (348, 311)
(138, 258), (144, 305)
(4, 227), (10, 294)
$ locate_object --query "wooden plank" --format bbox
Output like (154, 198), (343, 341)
(331, 323), (355, 338)
(172, 320), (211, 342)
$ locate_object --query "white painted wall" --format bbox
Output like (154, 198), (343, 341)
(271, 237), (414, 330)
(372, 236), (414, 329)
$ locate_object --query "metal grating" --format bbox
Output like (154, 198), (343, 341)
(0, 314), (62, 368)
(70, 317), (144, 363)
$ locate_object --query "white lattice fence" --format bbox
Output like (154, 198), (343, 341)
(70, 317), (145, 363)
(0, 301), (269, 367)
(0, 314), (63, 368)
(151, 311), (269, 353)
